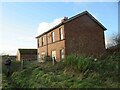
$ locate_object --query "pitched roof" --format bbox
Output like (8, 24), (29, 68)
(18, 49), (37, 55)
(36, 11), (107, 38)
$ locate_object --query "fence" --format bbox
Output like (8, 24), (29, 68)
(21, 59), (38, 69)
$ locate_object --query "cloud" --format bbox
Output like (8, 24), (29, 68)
(37, 17), (63, 35)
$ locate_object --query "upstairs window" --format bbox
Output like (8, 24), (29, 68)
(41, 37), (44, 46)
(51, 32), (55, 42)
(59, 28), (63, 40)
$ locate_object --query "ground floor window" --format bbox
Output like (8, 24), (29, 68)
(41, 52), (45, 61)
(38, 53), (40, 62)
(60, 49), (64, 60)
(51, 50), (56, 61)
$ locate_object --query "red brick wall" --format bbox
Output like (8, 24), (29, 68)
(47, 25), (65, 44)
(38, 25), (65, 62)
(38, 13), (106, 62)
(64, 14), (106, 57)
(47, 40), (65, 62)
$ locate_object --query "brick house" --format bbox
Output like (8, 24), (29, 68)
(36, 11), (107, 62)
(16, 49), (37, 61)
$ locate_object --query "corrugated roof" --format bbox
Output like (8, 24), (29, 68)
(36, 11), (107, 38)
(18, 49), (37, 55)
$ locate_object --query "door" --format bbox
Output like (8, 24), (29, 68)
(52, 50), (56, 61)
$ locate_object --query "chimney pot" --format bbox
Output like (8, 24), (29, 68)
(61, 17), (68, 23)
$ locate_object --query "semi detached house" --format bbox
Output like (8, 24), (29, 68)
(36, 11), (107, 62)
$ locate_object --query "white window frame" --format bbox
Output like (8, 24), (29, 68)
(60, 49), (64, 59)
(41, 52), (45, 62)
(59, 28), (63, 40)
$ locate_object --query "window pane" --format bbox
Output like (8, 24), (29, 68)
(60, 49), (64, 59)
(61, 34), (63, 40)
(41, 52), (45, 60)
(60, 28), (62, 34)
(52, 50), (56, 60)
(52, 32), (55, 42)
(60, 28), (63, 40)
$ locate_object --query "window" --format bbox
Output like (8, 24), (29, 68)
(38, 53), (40, 62)
(51, 32), (55, 42)
(59, 28), (63, 40)
(37, 39), (39, 47)
(60, 49), (64, 59)
(41, 37), (44, 46)
(41, 52), (45, 61)
(52, 50), (56, 60)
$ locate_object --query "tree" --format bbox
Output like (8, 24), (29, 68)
(107, 34), (120, 54)
(113, 35), (120, 48)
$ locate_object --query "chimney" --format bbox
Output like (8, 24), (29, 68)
(61, 17), (68, 23)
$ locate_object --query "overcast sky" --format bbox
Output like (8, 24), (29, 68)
(0, 1), (118, 55)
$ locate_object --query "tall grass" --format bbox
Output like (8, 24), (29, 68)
(64, 54), (94, 72)
(2, 53), (120, 88)
(2, 60), (21, 76)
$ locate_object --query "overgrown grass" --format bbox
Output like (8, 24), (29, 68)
(2, 52), (120, 88)
(63, 54), (94, 73)
(2, 60), (21, 76)
(2, 60), (21, 89)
